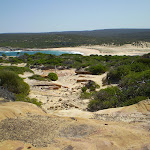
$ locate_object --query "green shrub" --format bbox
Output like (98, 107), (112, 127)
(119, 70), (150, 88)
(81, 86), (87, 92)
(0, 70), (30, 95)
(88, 70), (150, 112)
(0, 70), (43, 107)
(80, 92), (92, 99)
(48, 72), (58, 81)
(29, 74), (49, 81)
(87, 64), (107, 75)
(15, 94), (42, 107)
(80, 81), (100, 100)
(85, 80), (100, 91)
(88, 86), (121, 111)
(130, 62), (149, 72)
(123, 96), (147, 106)
(119, 70), (150, 99)
(0, 66), (33, 74)
(107, 65), (131, 83)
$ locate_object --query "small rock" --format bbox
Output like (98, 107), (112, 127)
(59, 98), (62, 101)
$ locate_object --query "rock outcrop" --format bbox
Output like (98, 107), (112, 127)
(0, 100), (150, 150)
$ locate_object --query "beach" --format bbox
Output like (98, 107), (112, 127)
(1, 43), (150, 56)
(29, 44), (150, 56)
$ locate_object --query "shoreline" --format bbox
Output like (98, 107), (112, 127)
(1, 44), (150, 56)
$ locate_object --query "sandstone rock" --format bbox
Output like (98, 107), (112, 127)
(77, 79), (89, 83)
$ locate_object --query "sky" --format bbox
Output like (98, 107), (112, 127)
(0, 0), (150, 33)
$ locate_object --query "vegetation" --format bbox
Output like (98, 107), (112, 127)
(87, 64), (107, 75)
(48, 72), (58, 81)
(0, 52), (150, 110)
(107, 65), (131, 83)
(88, 86), (121, 111)
(0, 66), (33, 74)
(80, 81), (100, 99)
(0, 29), (150, 110)
(0, 69), (42, 107)
(0, 29), (150, 48)
(15, 94), (42, 107)
(29, 74), (50, 81)
(0, 70), (30, 95)
(84, 80), (100, 92)
(88, 69), (150, 111)
(80, 92), (92, 99)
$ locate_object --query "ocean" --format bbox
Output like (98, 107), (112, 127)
(0, 50), (82, 56)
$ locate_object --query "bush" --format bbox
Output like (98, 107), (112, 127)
(15, 94), (42, 107)
(80, 92), (92, 99)
(80, 81), (100, 100)
(88, 86), (121, 111)
(0, 70), (30, 95)
(123, 96), (147, 106)
(48, 72), (58, 81)
(87, 64), (107, 75)
(107, 65), (131, 83)
(88, 70), (150, 112)
(119, 70), (150, 99)
(130, 62), (149, 72)
(0, 70), (42, 107)
(85, 80), (100, 91)
(81, 86), (87, 92)
(29, 74), (50, 81)
(119, 70), (150, 88)
(0, 66), (33, 74)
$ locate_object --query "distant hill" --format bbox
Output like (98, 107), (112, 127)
(50, 28), (150, 37)
(0, 29), (150, 48)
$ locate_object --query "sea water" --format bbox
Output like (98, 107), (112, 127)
(0, 50), (82, 56)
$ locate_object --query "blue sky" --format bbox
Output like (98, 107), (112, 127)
(0, 0), (150, 33)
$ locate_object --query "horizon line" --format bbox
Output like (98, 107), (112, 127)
(1, 28), (150, 34)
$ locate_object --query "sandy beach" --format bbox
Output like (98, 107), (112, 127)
(1, 43), (150, 56)
(29, 44), (150, 56)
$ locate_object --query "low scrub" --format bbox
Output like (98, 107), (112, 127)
(80, 81), (100, 99)
(0, 70), (30, 95)
(0, 70), (42, 107)
(88, 87), (121, 111)
(48, 72), (58, 81)
(0, 66), (33, 74)
(29, 74), (50, 81)
(88, 70), (150, 111)
(87, 64), (107, 75)
(85, 80), (100, 92)
(80, 92), (92, 99)
(107, 65), (131, 83)
(15, 94), (42, 107)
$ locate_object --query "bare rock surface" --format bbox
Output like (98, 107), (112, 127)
(0, 100), (150, 150)
(93, 99), (150, 123)
(0, 86), (15, 102)
(0, 102), (45, 121)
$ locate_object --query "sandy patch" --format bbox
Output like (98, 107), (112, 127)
(24, 69), (111, 114)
